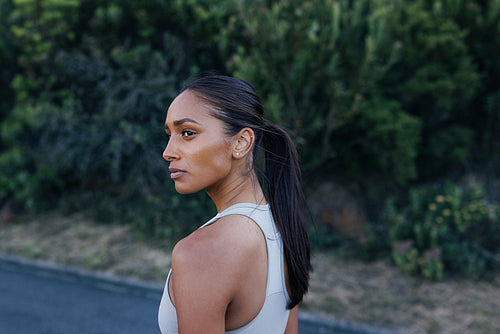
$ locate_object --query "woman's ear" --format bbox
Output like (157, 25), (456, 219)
(233, 128), (255, 159)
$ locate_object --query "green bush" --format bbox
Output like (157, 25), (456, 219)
(223, 0), (416, 182)
(432, 0), (500, 175)
(1, 0), (500, 252)
(0, 0), (216, 240)
(333, 97), (421, 186)
(387, 179), (500, 278)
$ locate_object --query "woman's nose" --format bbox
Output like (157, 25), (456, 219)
(163, 140), (178, 162)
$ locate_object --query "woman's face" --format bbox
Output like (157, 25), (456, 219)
(163, 90), (235, 194)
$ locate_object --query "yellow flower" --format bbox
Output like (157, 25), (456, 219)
(436, 195), (445, 203)
(429, 203), (437, 211)
(436, 217), (444, 224)
(442, 209), (451, 216)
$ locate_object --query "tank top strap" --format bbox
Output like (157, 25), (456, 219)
(200, 203), (279, 240)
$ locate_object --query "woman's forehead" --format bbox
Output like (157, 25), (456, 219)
(165, 90), (223, 128)
(166, 91), (209, 120)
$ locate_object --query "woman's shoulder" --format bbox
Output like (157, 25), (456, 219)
(170, 214), (266, 304)
(173, 214), (264, 266)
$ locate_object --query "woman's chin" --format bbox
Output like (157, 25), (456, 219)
(174, 183), (201, 195)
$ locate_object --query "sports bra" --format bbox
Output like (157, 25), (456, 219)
(158, 203), (291, 333)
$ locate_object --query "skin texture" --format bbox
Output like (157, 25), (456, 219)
(162, 91), (298, 333)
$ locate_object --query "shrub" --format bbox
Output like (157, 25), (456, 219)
(2, 0), (500, 248)
(0, 0), (215, 240)
(386, 178), (500, 278)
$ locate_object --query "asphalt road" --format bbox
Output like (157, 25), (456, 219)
(0, 256), (404, 334)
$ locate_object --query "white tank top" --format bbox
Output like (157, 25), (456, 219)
(158, 203), (291, 333)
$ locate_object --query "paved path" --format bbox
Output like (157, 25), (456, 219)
(0, 256), (405, 334)
(0, 263), (161, 333)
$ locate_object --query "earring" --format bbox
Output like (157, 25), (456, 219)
(235, 152), (240, 156)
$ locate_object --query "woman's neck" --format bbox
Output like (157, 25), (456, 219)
(206, 171), (266, 213)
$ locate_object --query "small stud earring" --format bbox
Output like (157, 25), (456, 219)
(236, 152), (240, 156)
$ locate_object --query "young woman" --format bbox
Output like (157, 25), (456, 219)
(158, 75), (311, 334)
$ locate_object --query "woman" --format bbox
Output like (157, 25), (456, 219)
(158, 75), (311, 334)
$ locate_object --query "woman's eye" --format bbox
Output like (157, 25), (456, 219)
(181, 130), (195, 137)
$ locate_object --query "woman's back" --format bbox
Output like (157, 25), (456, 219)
(158, 203), (291, 333)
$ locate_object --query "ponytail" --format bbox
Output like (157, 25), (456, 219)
(262, 121), (311, 309)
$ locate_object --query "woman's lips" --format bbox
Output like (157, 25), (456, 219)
(169, 167), (186, 179)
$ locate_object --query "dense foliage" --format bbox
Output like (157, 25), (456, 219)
(0, 0), (499, 276)
(387, 179), (500, 279)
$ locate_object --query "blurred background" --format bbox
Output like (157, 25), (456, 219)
(0, 0), (499, 333)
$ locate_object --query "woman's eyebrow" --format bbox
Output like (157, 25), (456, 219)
(173, 118), (201, 126)
(165, 118), (201, 131)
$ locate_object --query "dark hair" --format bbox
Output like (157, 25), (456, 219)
(180, 75), (311, 309)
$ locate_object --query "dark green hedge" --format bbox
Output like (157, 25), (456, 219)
(0, 0), (499, 271)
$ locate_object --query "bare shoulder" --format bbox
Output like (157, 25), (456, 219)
(171, 214), (265, 299)
(172, 214), (265, 272)
(170, 214), (268, 331)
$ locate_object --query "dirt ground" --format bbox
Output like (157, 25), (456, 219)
(1, 213), (499, 334)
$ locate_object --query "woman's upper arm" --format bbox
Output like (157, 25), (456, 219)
(284, 306), (299, 334)
(170, 225), (246, 334)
